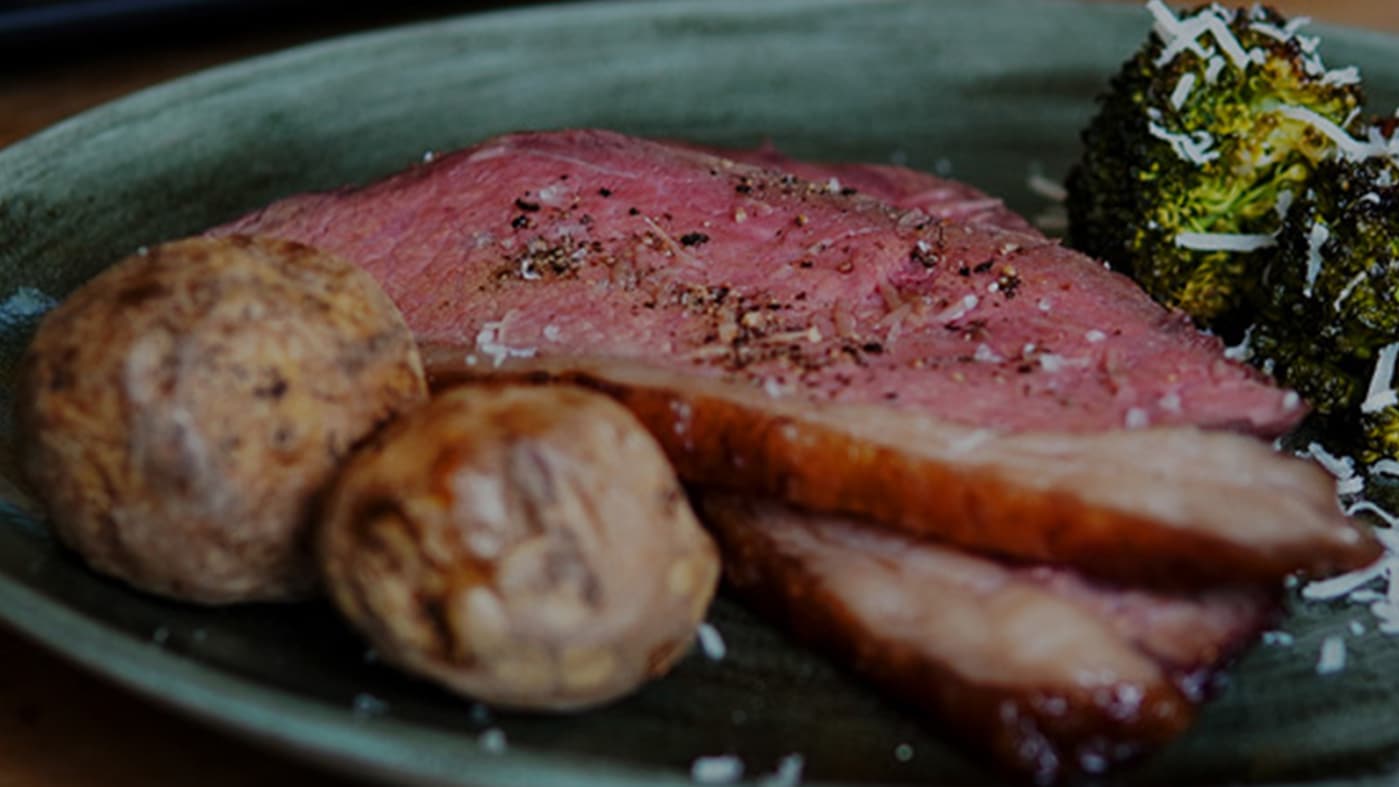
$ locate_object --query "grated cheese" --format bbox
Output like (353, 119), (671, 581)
(1204, 54), (1227, 83)
(1148, 3), (1215, 66)
(0, 286), (57, 335)
(1317, 636), (1347, 675)
(759, 754), (805, 787)
(1274, 105), (1387, 160)
(1322, 66), (1362, 87)
(1333, 271), (1366, 312)
(1304, 441), (1357, 483)
(1248, 20), (1289, 42)
(692, 756), (744, 784)
(1298, 559), (1387, 603)
(1338, 476), (1366, 496)
(1026, 172), (1068, 202)
(1148, 122), (1220, 164)
(352, 693), (389, 717)
(1361, 343), (1399, 414)
(1174, 232), (1276, 252)
(1370, 460), (1399, 478)
(478, 728), (508, 753)
(1170, 72), (1198, 109)
(697, 622), (727, 661)
(1274, 188), (1295, 219)
(1085, 329), (1107, 343)
(1159, 4), (1252, 69)
(1346, 501), (1399, 528)
(476, 320), (538, 367)
(1223, 325), (1254, 361)
(1303, 221), (1330, 297)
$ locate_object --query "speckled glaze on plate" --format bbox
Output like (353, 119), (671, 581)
(3, 1), (1399, 784)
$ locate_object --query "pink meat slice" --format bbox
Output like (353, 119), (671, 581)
(214, 128), (1302, 437)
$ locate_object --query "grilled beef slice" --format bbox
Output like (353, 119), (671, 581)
(700, 494), (1275, 784)
(423, 352), (1375, 586)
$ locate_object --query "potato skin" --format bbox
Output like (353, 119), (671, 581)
(15, 235), (427, 603)
(319, 384), (719, 711)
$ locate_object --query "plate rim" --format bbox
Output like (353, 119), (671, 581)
(5, 1), (1399, 785)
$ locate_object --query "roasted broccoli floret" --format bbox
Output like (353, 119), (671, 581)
(1255, 137), (1399, 460)
(1066, 2), (1365, 327)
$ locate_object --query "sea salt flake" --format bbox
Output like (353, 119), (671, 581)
(1317, 636), (1347, 675)
(697, 622), (727, 661)
(692, 755), (744, 784)
(1124, 408), (1150, 429)
(479, 727), (508, 753)
(352, 693), (389, 717)
(973, 343), (1004, 363)
(759, 754), (805, 787)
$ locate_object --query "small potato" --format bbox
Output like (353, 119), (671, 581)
(319, 384), (719, 711)
(16, 235), (427, 603)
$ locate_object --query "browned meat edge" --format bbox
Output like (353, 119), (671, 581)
(422, 348), (1379, 588)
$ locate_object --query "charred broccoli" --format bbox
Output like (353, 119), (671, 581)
(1254, 132), (1399, 461)
(1066, 2), (1365, 326)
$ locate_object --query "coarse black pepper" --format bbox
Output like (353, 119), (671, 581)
(910, 243), (938, 269)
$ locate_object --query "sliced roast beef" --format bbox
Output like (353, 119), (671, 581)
(708, 143), (1041, 234)
(699, 494), (1275, 784)
(213, 128), (1373, 583)
(215, 129), (1300, 437)
(423, 352), (1377, 586)
(210, 128), (1371, 780)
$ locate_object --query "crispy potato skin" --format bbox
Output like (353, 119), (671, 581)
(318, 384), (719, 711)
(15, 235), (427, 603)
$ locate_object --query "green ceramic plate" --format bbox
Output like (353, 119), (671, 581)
(4, 1), (1399, 784)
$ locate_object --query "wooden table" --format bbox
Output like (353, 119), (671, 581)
(2, 2), (1397, 785)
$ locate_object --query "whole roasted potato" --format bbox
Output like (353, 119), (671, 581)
(16, 235), (427, 603)
(319, 384), (719, 711)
